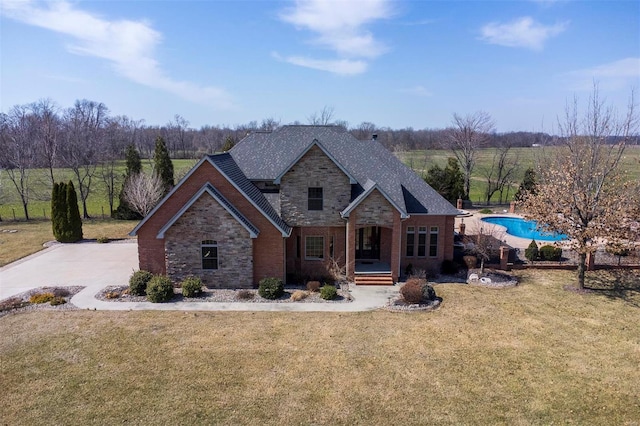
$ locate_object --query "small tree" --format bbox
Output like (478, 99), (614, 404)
(524, 239), (539, 262)
(122, 172), (165, 217)
(51, 181), (82, 243)
(113, 145), (143, 220)
(424, 157), (464, 204)
(221, 135), (236, 152)
(465, 223), (505, 273)
(514, 167), (537, 202)
(153, 136), (174, 195)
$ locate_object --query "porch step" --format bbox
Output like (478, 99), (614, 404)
(354, 274), (394, 286)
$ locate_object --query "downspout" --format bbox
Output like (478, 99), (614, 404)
(398, 215), (408, 282)
(283, 237), (287, 285)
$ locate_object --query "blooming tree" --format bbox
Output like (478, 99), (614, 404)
(522, 87), (639, 289)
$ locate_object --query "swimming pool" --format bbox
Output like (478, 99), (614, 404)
(480, 216), (567, 242)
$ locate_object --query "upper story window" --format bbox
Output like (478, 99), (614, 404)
(308, 187), (323, 210)
(201, 240), (218, 270)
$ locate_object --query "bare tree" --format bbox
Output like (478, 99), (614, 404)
(167, 114), (192, 158)
(522, 86), (639, 289)
(31, 99), (61, 185)
(446, 111), (495, 199)
(465, 222), (506, 274)
(480, 144), (520, 204)
(307, 106), (335, 125)
(260, 117), (281, 132)
(0, 106), (37, 220)
(122, 172), (164, 217)
(60, 99), (108, 219)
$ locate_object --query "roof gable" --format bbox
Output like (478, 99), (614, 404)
(274, 139), (357, 184)
(157, 183), (259, 238)
(341, 179), (407, 219)
(130, 154), (291, 237)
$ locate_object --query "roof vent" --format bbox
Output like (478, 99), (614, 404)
(372, 133), (378, 141)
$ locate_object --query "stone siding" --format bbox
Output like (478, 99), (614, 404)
(280, 145), (351, 227)
(352, 189), (395, 227)
(164, 194), (253, 288)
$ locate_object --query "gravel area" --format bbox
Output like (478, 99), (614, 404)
(384, 297), (442, 312)
(0, 286), (83, 318)
(97, 283), (353, 304)
(467, 270), (519, 288)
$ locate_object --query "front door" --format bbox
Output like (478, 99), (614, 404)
(355, 226), (380, 260)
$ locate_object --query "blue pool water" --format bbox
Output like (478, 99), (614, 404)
(480, 216), (567, 242)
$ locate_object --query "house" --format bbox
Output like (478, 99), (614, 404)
(130, 125), (460, 287)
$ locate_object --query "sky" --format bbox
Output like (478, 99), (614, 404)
(1, 0), (639, 133)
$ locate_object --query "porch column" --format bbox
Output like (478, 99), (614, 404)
(390, 212), (401, 283)
(346, 215), (356, 280)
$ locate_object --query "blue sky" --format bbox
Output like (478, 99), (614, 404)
(1, 0), (638, 132)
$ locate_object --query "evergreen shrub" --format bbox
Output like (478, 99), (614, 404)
(181, 276), (203, 298)
(146, 276), (174, 303)
(258, 277), (284, 299)
(129, 270), (153, 296)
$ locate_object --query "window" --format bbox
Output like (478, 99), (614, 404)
(406, 227), (415, 257)
(308, 187), (323, 210)
(329, 236), (334, 258)
(429, 227), (439, 257)
(201, 240), (218, 269)
(305, 236), (324, 260)
(417, 227), (427, 257)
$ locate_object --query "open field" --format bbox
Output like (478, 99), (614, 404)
(0, 159), (197, 221)
(1, 269), (638, 425)
(396, 145), (640, 204)
(0, 219), (137, 267)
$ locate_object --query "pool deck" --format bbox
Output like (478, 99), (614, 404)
(455, 211), (563, 249)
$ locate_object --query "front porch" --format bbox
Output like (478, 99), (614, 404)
(354, 261), (394, 286)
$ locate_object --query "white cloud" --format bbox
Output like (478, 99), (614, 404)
(278, 0), (393, 74)
(0, 0), (233, 107)
(479, 16), (567, 51)
(562, 57), (640, 91)
(272, 52), (367, 75)
(400, 85), (432, 97)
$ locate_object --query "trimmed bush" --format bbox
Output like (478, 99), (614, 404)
(320, 285), (337, 300)
(50, 296), (67, 306)
(146, 276), (174, 303)
(29, 292), (55, 304)
(129, 270), (153, 296)
(258, 277), (284, 300)
(181, 276), (203, 298)
(539, 245), (562, 261)
(306, 280), (321, 292)
(291, 290), (309, 301)
(400, 279), (424, 304)
(97, 236), (110, 243)
(236, 289), (254, 300)
(421, 283), (437, 302)
(441, 259), (459, 275)
(524, 240), (539, 262)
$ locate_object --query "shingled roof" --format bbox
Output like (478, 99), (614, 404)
(230, 125), (460, 217)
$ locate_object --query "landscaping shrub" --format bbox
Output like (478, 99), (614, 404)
(105, 291), (120, 299)
(320, 285), (337, 300)
(539, 245), (562, 261)
(462, 255), (477, 270)
(404, 263), (414, 277)
(50, 296), (67, 306)
(181, 276), (203, 298)
(52, 288), (70, 297)
(97, 236), (110, 243)
(421, 283), (437, 302)
(129, 270), (153, 296)
(524, 240), (539, 262)
(29, 292), (56, 304)
(479, 208), (493, 214)
(236, 289), (254, 300)
(291, 290), (309, 301)
(258, 277), (284, 300)
(306, 281), (321, 292)
(0, 297), (28, 312)
(440, 259), (459, 275)
(146, 276), (174, 303)
(400, 279), (424, 304)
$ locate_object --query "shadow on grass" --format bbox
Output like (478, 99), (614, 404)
(584, 269), (640, 307)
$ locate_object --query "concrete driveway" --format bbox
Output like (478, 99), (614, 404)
(0, 241), (138, 300)
(0, 241), (398, 312)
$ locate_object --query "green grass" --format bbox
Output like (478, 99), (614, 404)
(1, 269), (638, 424)
(396, 146), (640, 204)
(0, 159), (197, 221)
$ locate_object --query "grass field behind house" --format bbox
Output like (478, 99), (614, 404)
(1, 269), (639, 425)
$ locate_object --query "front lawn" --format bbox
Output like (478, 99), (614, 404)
(1, 269), (639, 425)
